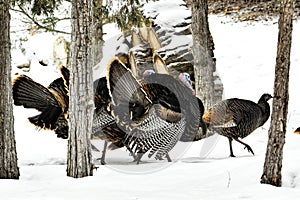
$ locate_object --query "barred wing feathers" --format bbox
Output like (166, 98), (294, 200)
(143, 73), (206, 142)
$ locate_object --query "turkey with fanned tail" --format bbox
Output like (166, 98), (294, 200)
(106, 58), (206, 163)
(92, 69), (205, 163)
(203, 93), (272, 157)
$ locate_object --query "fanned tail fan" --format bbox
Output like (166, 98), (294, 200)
(13, 75), (63, 130)
(107, 58), (151, 123)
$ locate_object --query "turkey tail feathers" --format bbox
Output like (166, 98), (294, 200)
(60, 66), (70, 88)
(12, 75), (62, 130)
(13, 75), (60, 111)
(107, 58), (151, 122)
(107, 58), (150, 105)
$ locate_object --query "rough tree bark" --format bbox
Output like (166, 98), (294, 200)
(67, 0), (94, 178)
(0, 0), (20, 179)
(91, 0), (104, 67)
(260, 0), (295, 187)
(191, 0), (216, 109)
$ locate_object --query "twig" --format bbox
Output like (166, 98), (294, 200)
(227, 171), (231, 188)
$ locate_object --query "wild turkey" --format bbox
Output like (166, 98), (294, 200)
(203, 93), (272, 157)
(12, 66), (69, 139)
(93, 70), (186, 163)
(92, 68), (204, 164)
(107, 58), (206, 163)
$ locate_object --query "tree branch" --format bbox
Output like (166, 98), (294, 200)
(10, 7), (70, 35)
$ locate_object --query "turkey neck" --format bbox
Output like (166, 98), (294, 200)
(257, 97), (271, 127)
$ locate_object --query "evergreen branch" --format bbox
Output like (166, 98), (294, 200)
(10, 7), (70, 35)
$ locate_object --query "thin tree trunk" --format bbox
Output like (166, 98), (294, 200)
(91, 0), (104, 67)
(260, 0), (295, 187)
(0, 0), (20, 179)
(191, 0), (216, 109)
(67, 0), (94, 178)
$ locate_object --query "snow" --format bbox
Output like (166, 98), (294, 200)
(142, 0), (191, 29)
(93, 24), (124, 80)
(143, 0), (194, 67)
(3, 2), (300, 200)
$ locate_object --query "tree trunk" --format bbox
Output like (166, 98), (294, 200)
(67, 0), (94, 178)
(0, 0), (20, 179)
(191, 0), (216, 109)
(260, 0), (295, 187)
(91, 0), (104, 68)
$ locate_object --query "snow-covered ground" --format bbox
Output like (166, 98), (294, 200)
(3, 4), (300, 200)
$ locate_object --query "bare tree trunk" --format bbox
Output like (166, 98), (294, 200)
(0, 0), (20, 179)
(67, 0), (94, 178)
(191, 0), (216, 109)
(260, 0), (295, 187)
(91, 0), (104, 68)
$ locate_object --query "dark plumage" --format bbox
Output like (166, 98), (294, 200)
(12, 64), (129, 165)
(12, 66), (69, 139)
(93, 65), (153, 164)
(203, 93), (272, 157)
(107, 58), (206, 162)
(142, 71), (206, 142)
(13, 55), (206, 164)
